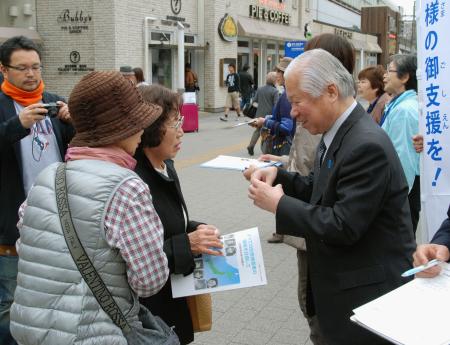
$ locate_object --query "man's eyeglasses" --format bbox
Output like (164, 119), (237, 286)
(5, 64), (42, 73)
(167, 115), (184, 130)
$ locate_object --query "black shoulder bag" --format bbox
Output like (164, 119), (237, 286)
(55, 163), (179, 345)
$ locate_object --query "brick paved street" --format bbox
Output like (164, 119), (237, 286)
(175, 112), (313, 345)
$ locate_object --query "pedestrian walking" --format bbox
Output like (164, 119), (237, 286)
(185, 63), (198, 92)
(238, 64), (254, 109)
(246, 71), (278, 156)
(220, 63), (241, 121)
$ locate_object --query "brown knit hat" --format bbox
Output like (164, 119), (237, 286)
(276, 57), (293, 72)
(68, 71), (162, 147)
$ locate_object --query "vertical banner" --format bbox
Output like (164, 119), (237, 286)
(417, 0), (450, 240)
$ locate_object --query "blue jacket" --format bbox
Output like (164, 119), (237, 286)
(381, 90), (419, 191)
(264, 91), (295, 139)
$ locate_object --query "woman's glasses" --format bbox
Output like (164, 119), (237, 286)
(167, 114), (184, 130)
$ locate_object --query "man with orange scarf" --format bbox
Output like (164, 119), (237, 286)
(0, 35), (74, 345)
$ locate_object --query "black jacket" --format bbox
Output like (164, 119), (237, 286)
(0, 91), (74, 245)
(275, 104), (416, 345)
(238, 71), (254, 98)
(431, 204), (450, 250)
(135, 151), (202, 344)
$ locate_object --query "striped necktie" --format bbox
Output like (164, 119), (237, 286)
(317, 138), (327, 170)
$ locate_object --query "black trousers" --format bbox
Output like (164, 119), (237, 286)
(408, 176), (421, 236)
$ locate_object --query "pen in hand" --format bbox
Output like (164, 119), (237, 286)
(401, 259), (443, 277)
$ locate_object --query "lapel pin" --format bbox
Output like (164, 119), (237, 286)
(327, 159), (333, 169)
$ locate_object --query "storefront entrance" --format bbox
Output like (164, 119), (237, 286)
(150, 48), (173, 89)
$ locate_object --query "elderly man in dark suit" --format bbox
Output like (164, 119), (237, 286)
(248, 49), (416, 345)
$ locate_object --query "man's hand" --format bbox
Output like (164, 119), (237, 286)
(188, 224), (223, 256)
(243, 164), (257, 181)
(56, 101), (71, 123)
(243, 156), (283, 181)
(18, 103), (47, 129)
(413, 243), (450, 278)
(412, 134), (423, 153)
(248, 177), (284, 213)
(253, 117), (265, 128)
(251, 166), (278, 185)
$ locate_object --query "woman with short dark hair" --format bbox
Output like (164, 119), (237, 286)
(358, 65), (391, 124)
(135, 84), (223, 344)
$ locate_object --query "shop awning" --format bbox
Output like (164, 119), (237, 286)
(237, 16), (304, 41)
(349, 37), (382, 53)
(350, 38), (370, 51)
(0, 27), (43, 44)
(367, 42), (382, 53)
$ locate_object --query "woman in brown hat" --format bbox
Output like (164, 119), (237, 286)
(10, 71), (174, 345)
(135, 84), (223, 344)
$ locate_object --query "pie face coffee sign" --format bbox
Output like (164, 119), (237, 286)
(57, 9), (92, 33)
(249, 4), (290, 25)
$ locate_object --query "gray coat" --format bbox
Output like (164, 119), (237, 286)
(253, 84), (279, 117)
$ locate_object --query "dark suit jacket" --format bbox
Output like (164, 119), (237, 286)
(135, 151), (203, 344)
(0, 92), (74, 245)
(431, 205), (450, 249)
(275, 103), (416, 345)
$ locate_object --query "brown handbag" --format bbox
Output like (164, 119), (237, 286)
(186, 294), (212, 332)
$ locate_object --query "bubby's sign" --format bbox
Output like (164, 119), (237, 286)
(249, 5), (290, 25)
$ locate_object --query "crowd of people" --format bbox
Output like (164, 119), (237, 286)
(0, 33), (448, 345)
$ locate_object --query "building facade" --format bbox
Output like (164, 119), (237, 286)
(1, 0), (383, 111)
(361, 5), (401, 67)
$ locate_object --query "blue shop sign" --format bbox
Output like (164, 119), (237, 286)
(284, 40), (306, 58)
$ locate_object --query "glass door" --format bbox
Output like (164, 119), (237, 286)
(151, 48), (172, 89)
(266, 41), (277, 72)
(253, 41), (261, 88)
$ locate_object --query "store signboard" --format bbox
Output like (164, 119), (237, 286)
(284, 41), (306, 58)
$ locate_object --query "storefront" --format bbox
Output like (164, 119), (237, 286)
(312, 21), (382, 77)
(236, 14), (304, 88)
(7, 0), (305, 111)
(5, 0), (383, 111)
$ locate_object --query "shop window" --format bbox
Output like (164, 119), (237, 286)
(151, 32), (171, 42)
(238, 40), (249, 47)
(267, 43), (276, 50)
(184, 35), (195, 44)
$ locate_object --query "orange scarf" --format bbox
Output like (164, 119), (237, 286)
(1, 79), (45, 106)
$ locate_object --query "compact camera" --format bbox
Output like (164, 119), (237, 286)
(41, 102), (60, 118)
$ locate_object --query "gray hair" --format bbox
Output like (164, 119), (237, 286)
(266, 71), (277, 85)
(284, 48), (355, 99)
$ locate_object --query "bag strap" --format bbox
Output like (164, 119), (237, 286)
(55, 163), (131, 333)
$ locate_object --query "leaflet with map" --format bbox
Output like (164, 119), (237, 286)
(170, 227), (267, 297)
